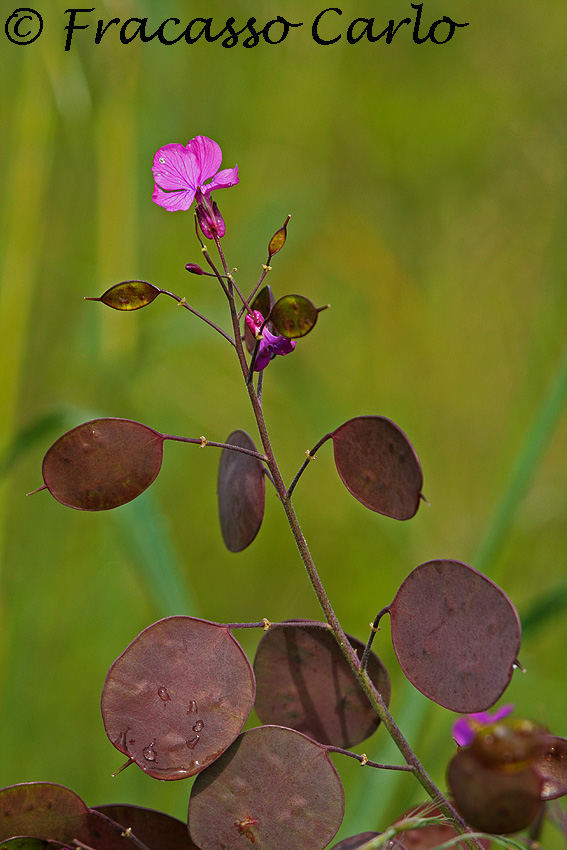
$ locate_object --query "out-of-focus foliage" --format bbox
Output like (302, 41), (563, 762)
(1, 0), (566, 845)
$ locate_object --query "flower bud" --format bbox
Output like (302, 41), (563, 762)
(195, 203), (215, 240)
(212, 200), (225, 238)
(185, 263), (205, 275)
(195, 195), (226, 240)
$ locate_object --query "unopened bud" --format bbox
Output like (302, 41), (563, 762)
(196, 198), (226, 240)
(185, 263), (205, 275)
(212, 200), (225, 238)
(196, 204), (215, 240)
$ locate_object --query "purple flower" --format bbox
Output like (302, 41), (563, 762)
(152, 136), (238, 213)
(453, 704), (514, 747)
(245, 310), (296, 372)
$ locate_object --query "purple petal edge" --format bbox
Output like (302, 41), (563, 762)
(452, 704), (514, 747)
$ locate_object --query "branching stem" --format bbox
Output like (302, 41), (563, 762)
(361, 607), (391, 670)
(208, 236), (484, 850)
(159, 288), (235, 346)
(162, 434), (267, 462)
(287, 432), (334, 499)
(75, 809), (155, 850)
(325, 745), (413, 772)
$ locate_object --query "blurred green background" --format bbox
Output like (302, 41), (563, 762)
(1, 0), (567, 843)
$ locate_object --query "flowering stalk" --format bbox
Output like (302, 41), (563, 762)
(153, 134), (485, 850)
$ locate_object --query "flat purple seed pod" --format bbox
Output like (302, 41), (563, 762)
(332, 416), (423, 520)
(0, 783), (88, 844)
(82, 805), (199, 849)
(254, 623), (390, 748)
(218, 430), (265, 552)
(390, 560), (521, 712)
(188, 725), (345, 850)
(101, 617), (256, 780)
(42, 418), (164, 511)
(448, 748), (542, 834)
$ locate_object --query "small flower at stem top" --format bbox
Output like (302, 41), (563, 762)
(245, 310), (296, 372)
(452, 704), (514, 747)
(152, 135), (238, 213)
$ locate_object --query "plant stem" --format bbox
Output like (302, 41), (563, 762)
(162, 433), (267, 461)
(325, 745), (413, 772)
(360, 607), (391, 670)
(78, 809), (155, 850)
(159, 288), (235, 346)
(212, 239), (484, 850)
(238, 263), (272, 320)
(287, 432), (333, 499)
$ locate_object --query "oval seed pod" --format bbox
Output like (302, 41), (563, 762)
(390, 560), (522, 712)
(41, 418), (164, 511)
(85, 805), (199, 850)
(270, 294), (319, 339)
(0, 783), (88, 844)
(448, 748), (542, 834)
(217, 430), (265, 552)
(86, 280), (160, 311)
(188, 725), (344, 850)
(532, 735), (567, 800)
(331, 416), (423, 519)
(101, 616), (256, 781)
(267, 216), (289, 258)
(254, 623), (390, 748)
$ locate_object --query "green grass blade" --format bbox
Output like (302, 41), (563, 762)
(475, 340), (567, 579)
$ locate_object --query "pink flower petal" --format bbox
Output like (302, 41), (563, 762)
(152, 143), (199, 192)
(452, 704), (514, 747)
(206, 166), (239, 193)
(453, 718), (476, 747)
(255, 348), (273, 371)
(152, 184), (196, 212)
(152, 136), (238, 213)
(490, 704), (515, 723)
(188, 136), (223, 184)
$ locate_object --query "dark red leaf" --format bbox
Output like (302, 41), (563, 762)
(390, 560), (522, 712)
(101, 616), (256, 780)
(331, 417), (423, 520)
(42, 419), (164, 511)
